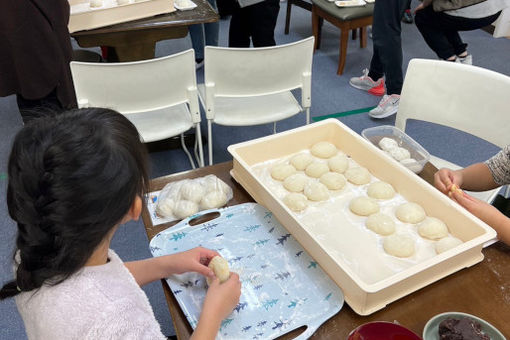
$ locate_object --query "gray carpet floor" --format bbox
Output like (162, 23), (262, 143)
(1, 3), (509, 339)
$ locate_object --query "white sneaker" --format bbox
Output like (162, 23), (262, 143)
(457, 54), (473, 65)
(369, 94), (400, 119)
(349, 68), (385, 96)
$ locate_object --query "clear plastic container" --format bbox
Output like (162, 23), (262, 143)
(361, 125), (430, 173)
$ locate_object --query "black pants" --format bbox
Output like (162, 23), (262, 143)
(16, 88), (64, 124)
(415, 7), (501, 60)
(368, 0), (407, 95)
(228, 0), (280, 47)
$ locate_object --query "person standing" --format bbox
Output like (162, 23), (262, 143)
(349, 0), (408, 119)
(0, 0), (77, 123)
(228, 0), (280, 47)
(189, 0), (220, 68)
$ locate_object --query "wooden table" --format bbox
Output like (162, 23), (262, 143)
(142, 161), (510, 339)
(71, 0), (219, 62)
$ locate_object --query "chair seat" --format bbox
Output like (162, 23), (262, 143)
(312, 0), (373, 20)
(198, 85), (303, 126)
(123, 103), (193, 143)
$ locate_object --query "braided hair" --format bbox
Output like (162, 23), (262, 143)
(0, 108), (149, 299)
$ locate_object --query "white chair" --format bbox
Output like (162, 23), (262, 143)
(70, 49), (204, 168)
(199, 37), (315, 165)
(396, 58), (510, 204)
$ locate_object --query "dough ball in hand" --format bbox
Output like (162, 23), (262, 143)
(305, 162), (329, 178)
(304, 181), (329, 201)
(320, 172), (346, 190)
(395, 202), (426, 224)
(206, 256), (230, 285)
(349, 196), (379, 216)
(366, 213), (396, 235)
(283, 174), (308, 192)
(418, 217), (449, 240)
(383, 234), (415, 258)
(310, 141), (338, 158)
(367, 181), (395, 200)
(271, 164), (297, 181)
(290, 153), (314, 171)
(200, 190), (228, 209)
(283, 193), (308, 212)
(435, 237), (463, 254)
(173, 200), (199, 220)
(345, 167), (371, 185)
(328, 154), (349, 174)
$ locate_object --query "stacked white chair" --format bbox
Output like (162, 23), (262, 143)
(70, 49), (204, 168)
(199, 37), (315, 165)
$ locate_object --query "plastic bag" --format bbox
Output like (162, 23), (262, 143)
(156, 175), (233, 221)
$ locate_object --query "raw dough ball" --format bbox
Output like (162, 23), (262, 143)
(206, 256), (230, 285)
(378, 137), (398, 151)
(389, 147), (411, 161)
(366, 213), (396, 236)
(283, 174), (308, 192)
(435, 237), (463, 254)
(310, 141), (338, 158)
(367, 181), (395, 200)
(345, 167), (371, 185)
(328, 154), (349, 174)
(204, 176), (230, 194)
(156, 198), (174, 218)
(283, 193), (308, 212)
(173, 200), (199, 219)
(383, 234), (415, 258)
(117, 0), (129, 4)
(418, 217), (449, 240)
(290, 153), (314, 171)
(200, 190), (228, 209)
(395, 202), (426, 224)
(349, 196), (379, 216)
(180, 181), (206, 203)
(319, 172), (346, 190)
(305, 162), (329, 178)
(271, 164), (296, 181)
(90, 0), (103, 7)
(304, 181), (329, 201)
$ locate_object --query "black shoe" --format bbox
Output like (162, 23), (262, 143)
(402, 10), (413, 24)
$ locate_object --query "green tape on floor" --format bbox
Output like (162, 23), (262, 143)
(312, 106), (376, 122)
(0, 173), (6, 181)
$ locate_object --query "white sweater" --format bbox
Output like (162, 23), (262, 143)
(446, 0), (510, 18)
(16, 250), (167, 340)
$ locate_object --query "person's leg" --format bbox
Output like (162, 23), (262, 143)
(249, 0), (280, 47)
(402, 0), (413, 24)
(204, 0), (220, 48)
(189, 24), (206, 61)
(229, 4), (251, 47)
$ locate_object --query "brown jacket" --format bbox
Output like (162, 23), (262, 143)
(0, 0), (77, 108)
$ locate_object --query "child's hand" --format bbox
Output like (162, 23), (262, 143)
(434, 168), (463, 195)
(164, 247), (220, 278)
(203, 273), (242, 321)
(450, 189), (500, 226)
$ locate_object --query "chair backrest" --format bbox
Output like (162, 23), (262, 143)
(396, 58), (510, 149)
(203, 36), (314, 106)
(70, 49), (199, 119)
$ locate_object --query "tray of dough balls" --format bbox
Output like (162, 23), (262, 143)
(227, 119), (496, 316)
(68, 0), (175, 33)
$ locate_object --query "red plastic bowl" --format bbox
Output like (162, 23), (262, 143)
(348, 321), (422, 340)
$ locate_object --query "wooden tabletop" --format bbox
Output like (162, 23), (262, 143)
(142, 161), (510, 339)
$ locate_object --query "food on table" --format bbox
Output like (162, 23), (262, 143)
(200, 190), (228, 209)
(345, 166), (371, 185)
(283, 173), (308, 192)
(283, 193), (308, 212)
(438, 317), (490, 340)
(156, 198), (174, 217)
(206, 256), (230, 285)
(305, 162), (329, 178)
(319, 172), (346, 190)
(435, 237), (463, 254)
(388, 147), (411, 161)
(180, 181), (206, 203)
(395, 202), (426, 224)
(366, 213), (396, 236)
(378, 137), (399, 151)
(89, 0), (103, 7)
(304, 181), (329, 201)
(349, 196), (379, 216)
(173, 200), (199, 219)
(367, 181), (396, 200)
(271, 163), (297, 181)
(290, 153), (314, 171)
(383, 234), (415, 258)
(310, 141), (338, 158)
(400, 158), (422, 173)
(418, 217), (449, 240)
(328, 154), (349, 174)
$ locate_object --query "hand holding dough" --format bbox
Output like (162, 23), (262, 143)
(207, 256), (230, 285)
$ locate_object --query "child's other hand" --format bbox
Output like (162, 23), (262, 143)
(434, 168), (463, 194)
(203, 273), (242, 321)
(168, 247), (219, 278)
(450, 189), (499, 225)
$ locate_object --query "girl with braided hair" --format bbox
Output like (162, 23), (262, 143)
(0, 108), (241, 339)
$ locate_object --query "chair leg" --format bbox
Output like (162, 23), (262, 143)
(312, 7), (321, 51)
(285, 0), (292, 35)
(360, 26), (367, 48)
(273, 122), (277, 134)
(305, 108), (310, 124)
(195, 123), (205, 167)
(351, 29), (357, 40)
(337, 28), (349, 75)
(207, 119), (213, 166)
(181, 133), (196, 169)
